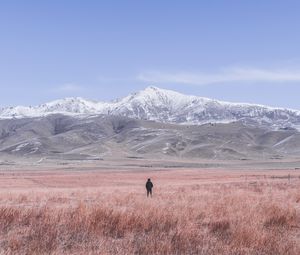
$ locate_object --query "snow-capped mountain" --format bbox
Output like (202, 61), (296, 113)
(1, 86), (300, 128)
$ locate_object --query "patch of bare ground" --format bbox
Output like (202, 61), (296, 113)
(0, 168), (299, 254)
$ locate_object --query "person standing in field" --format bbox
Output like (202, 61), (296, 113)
(146, 178), (153, 197)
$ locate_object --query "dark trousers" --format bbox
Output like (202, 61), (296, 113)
(147, 189), (152, 197)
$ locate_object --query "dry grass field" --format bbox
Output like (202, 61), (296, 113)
(0, 165), (299, 254)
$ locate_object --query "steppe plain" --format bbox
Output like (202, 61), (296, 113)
(0, 157), (299, 254)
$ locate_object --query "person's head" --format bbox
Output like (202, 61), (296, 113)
(148, 178), (151, 182)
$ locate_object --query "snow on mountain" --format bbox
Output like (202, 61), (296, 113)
(0, 97), (108, 118)
(1, 86), (299, 128)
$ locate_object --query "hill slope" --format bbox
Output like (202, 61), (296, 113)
(0, 114), (299, 162)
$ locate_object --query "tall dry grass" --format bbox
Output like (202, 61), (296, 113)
(0, 172), (299, 254)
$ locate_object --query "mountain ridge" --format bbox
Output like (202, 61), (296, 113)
(1, 86), (299, 129)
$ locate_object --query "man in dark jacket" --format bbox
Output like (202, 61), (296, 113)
(146, 178), (153, 197)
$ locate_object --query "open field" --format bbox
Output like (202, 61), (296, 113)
(0, 162), (300, 254)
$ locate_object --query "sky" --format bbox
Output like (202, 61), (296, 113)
(1, 0), (300, 109)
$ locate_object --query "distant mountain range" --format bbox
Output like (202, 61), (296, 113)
(1, 86), (300, 129)
(1, 87), (299, 162)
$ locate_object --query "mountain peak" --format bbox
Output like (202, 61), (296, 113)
(144, 85), (160, 91)
(139, 86), (194, 101)
(138, 86), (172, 96)
(142, 86), (184, 95)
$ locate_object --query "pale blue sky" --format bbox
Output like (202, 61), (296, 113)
(1, 1), (300, 109)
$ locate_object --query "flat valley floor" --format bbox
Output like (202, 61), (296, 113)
(0, 158), (300, 254)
